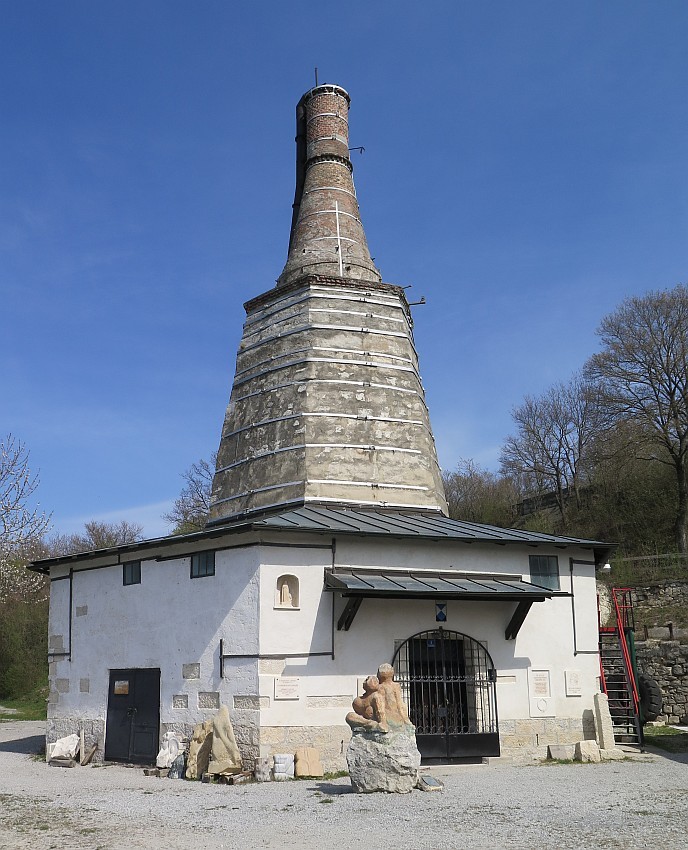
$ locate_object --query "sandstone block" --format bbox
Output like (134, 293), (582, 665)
(294, 747), (323, 777)
(593, 692), (616, 751)
(547, 744), (575, 760)
(574, 740), (601, 763)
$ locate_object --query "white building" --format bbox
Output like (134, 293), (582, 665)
(33, 84), (610, 769)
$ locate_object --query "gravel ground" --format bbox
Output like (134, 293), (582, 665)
(1, 721), (687, 850)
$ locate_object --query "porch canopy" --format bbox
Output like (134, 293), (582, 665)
(324, 569), (566, 638)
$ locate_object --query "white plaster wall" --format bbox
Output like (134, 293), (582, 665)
(47, 545), (261, 738)
(256, 537), (601, 729)
(49, 531), (602, 745)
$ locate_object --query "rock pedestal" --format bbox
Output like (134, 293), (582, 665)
(346, 726), (421, 793)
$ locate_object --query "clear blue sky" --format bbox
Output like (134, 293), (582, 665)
(2, 1), (687, 538)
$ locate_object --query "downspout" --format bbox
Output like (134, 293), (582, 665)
(330, 537), (337, 660)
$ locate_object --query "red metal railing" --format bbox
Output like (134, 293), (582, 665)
(610, 587), (639, 711)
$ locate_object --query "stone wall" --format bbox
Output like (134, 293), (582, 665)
(499, 714), (596, 759)
(631, 581), (688, 640)
(635, 640), (688, 725)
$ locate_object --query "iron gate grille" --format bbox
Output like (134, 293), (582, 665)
(392, 628), (499, 759)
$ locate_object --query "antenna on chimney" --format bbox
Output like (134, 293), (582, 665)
(314, 67), (319, 86)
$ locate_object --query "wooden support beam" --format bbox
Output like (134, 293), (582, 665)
(337, 596), (362, 631)
(505, 600), (534, 640)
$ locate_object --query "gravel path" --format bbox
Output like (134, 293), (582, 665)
(1, 721), (687, 849)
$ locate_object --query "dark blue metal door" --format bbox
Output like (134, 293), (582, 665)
(105, 668), (160, 764)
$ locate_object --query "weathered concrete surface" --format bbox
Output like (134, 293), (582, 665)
(210, 277), (448, 521)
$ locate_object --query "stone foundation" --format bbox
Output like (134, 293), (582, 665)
(498, 714), (596, 759)
(260, 724), (352, 773)
(44, 714), (596, 770)
(46, 717), (105, 763)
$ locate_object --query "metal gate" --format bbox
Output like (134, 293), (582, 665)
(392, 628), (499, 760)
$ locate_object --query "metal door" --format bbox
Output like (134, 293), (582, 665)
(392, 628), (499, 760)
(105, 668), (160, 764)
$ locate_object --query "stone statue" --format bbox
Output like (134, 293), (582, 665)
(185, 719), (213, 780)
(345, 664), (420, 793)
(156, 731), (180, 769)
(346, 676), (388, 733)
(207, 704), (243, 775)
(280, 578), (292, 606)
(375, 663), (412, 729)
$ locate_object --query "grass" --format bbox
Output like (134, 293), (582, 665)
(0, 691), (47, 722)
(643, 725), (688, 753)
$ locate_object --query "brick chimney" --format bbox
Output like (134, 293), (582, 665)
(208, 85), (448, 523)
(278, 85), (381, 287)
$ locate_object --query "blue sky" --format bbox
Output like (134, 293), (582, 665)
(2, 1), (687, 538)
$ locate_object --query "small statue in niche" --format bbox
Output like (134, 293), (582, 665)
(279, 578), (292, 607)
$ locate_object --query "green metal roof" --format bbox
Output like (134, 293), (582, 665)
(324, 569), (562, 600)
(30, 504), (613, 572)
(246, 505), (611, 548)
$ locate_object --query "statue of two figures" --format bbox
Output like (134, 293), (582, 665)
(345, 663), (421, 793)
(346, 663), (413, 734)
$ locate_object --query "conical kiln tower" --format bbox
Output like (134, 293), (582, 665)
(208, 84), (447, 524)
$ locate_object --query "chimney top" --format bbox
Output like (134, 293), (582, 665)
(277, 84), (381, 287)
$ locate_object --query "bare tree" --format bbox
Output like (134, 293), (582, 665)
(50, 520), (144, 556)
(0, 435), (51, 602)
(585, 284), (688, 552)
(163, 453), (216, 533)
(500, 375), (603, 527)
(442, 459), (518, 527)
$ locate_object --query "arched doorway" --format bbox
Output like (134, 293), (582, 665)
(392, 628), (499, 760)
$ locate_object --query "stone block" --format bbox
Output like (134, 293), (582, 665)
(593, 692), (616, 751)
(273, 753), (295, 781)
(55, 678), (70, 694)
(182, 663), (201, 680)
(294, 747), (323, 777)
(600, 748), (626, 761)
(547, 744), (575, 760)
(574, 740), (601, 763)
(172, 694), (188, 709)
(79, 678), (90, 693)
(75, 605), (88, 617)
(198, 692), (220, 710)
(347, 727), (421, 793)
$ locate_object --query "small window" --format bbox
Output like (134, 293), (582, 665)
(191, 550), (215, 579)
(275, 574), (299, 608)
(529, 555), (560, 590)
(122, 561), (141, 586)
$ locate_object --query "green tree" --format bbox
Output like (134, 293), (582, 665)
(586, 284), (688, 552)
